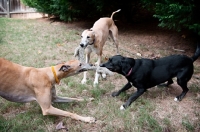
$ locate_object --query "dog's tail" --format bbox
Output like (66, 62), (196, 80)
(110, 9), (121, 19)
(191, 43), (200, 62)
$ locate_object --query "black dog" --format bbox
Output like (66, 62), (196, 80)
(100, 44), (200, 110)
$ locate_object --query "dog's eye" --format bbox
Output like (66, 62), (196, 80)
(87, 36), (90, 38)
(79, 63), (82, 66)
(81, 36), (83, 38)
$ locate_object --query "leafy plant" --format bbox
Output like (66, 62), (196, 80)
(142, 0), (200, 35)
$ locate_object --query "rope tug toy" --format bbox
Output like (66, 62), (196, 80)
(74, 46), (113, 78)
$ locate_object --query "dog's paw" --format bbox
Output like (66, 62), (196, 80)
(81, 79), (87, 84)
(174, 97), (179, 101)
(95, 62), (99, 66)
(84, 117), (96, 123)
(93, 81), (98, 86)
(88, 98), (95, 101)
(120, 105), (125, 110)
(102, 73), (107, 78)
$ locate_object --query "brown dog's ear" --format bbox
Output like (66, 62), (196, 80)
(59, 65), (71, 72)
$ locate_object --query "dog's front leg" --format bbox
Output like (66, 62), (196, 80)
(112, 82), (132, 97)
(95, 55), (101, 66)
(120, 88), (146, 110)
(81, 53), (91, 84)
(37, 89), (95, 123)
(44, 105), (95, 123)
(94, 55), (101, 85)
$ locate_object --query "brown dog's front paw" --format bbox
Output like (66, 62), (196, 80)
(85, 117), (96, 123)
(88, 97), (95, 101)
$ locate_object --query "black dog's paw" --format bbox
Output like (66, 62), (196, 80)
(174, 96), (182, 101)
(120, 105), (126, 110)
(112, 91), (120, 97)
(120, 104), (129, 110)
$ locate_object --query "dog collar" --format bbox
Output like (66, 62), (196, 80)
(51, 66), (60, 84)
(126, 68), (132, 77)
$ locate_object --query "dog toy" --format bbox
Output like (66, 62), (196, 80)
(74, 46), (113, 77)
(74, 46), (85, 63)
(88, 65), (114, 78)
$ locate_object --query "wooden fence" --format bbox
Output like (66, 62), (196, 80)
(0, 0), (36, 17)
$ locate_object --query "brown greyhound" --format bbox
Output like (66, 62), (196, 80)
(0, 58), (95, 123)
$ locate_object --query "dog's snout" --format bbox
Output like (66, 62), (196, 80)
(80, 43), (84, 47)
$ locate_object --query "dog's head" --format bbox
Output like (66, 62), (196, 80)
(100, 55), (135, 76)
(80, 29), (95, 48)
(58, 60), (91, 77)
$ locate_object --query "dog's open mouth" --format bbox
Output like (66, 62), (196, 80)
(78, 68), (88, 72)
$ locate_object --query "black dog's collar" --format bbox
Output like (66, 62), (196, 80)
(126, 68), (132, 77)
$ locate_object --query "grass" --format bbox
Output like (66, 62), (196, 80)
(0, 17), (200, 131)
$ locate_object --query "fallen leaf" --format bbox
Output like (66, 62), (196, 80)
(56, 121), (68, 131)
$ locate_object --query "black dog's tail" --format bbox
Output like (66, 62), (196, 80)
(191, 43), (200, 62)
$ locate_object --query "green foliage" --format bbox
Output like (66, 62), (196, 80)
(142, 0), (200, 35)
(21, 0), (200, 36)
(21, 0), (144, 22)
(21, 0), (105, 21)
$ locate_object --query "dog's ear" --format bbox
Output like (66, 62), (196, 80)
(120, 60), (127, 75)
(59, 65), (71, 72)
(92, 31), (95, 36)
(120, 58), (135, 75)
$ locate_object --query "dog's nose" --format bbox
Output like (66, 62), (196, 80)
(80, 43), (84, 47)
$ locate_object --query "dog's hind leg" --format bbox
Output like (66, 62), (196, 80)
(109, 26), (119, 54)
(174, 67), (193, 101)
(174, 79), (189, 101)
(158, 78), (174, 87)
(36, 88), (95, 123)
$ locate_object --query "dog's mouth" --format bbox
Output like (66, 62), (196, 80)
(80, 44), (89, 49)
(78, 68), (88, 72)
(106, 67), (114, 72)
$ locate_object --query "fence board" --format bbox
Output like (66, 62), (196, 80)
(0, 0), (36, 17)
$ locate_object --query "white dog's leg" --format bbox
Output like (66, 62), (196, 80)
(94, 55), (101, 85)
(81, 72), (87, 84)
(81, 53), (90, 84)
(93, 71), (100, 86)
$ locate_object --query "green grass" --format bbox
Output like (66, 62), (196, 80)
(0, 17), (200, 131)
